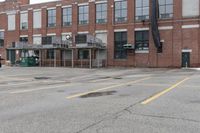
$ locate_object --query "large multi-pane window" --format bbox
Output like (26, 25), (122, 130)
(8, 14), (16, 31)
(63, 7), (72, 26)
(96, 3), (107, 24)
(78, 5), (89, 25)
(33, 10), (41, 29)
(135, 31), (149, 51)
(115, 0), (127, 23)
(0, 31), (4, 47)
(47, 9), (56, 27)
(20, 12), (28, 30)
(159, 0), (173, 19)
(182, 0), (199, 17)
(135, 0), (149, 21)
(114, 32), (127, 59)
(20, 37), (28, 43)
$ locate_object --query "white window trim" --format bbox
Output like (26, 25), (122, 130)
(33, 34), (42, 37)
(114, 29), (127, 32)
(95, 1), (107, 4)
(47, 33), (56, 36)
(135, 28), (149, 31)
(158, 26), (173, 30)
(78, 3), (89, 6)
(182, 24), (200, 29)
(20, 35), (28, 37)
(62, 5), (72, 8)
(95, 30), (108, 33)
(78, 31), (89, 34)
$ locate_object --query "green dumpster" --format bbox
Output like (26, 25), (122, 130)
(20, 57), (37, 67)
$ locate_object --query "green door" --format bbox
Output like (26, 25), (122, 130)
(7, 50), (16, 65)
(182, 52), (190, 67)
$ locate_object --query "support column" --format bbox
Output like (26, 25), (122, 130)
(54, 49), (56, 67)
(71, 49), (74, 68)
(89, 49), (92, 69)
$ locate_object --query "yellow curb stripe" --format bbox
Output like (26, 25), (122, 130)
(66, 77), (151, 99)
(141, 77), (190, 105)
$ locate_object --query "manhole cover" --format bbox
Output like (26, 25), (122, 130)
(34, 77), (50, 80)
(80, 91), (117, 98)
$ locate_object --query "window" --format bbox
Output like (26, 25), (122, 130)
(47, 49), (54, 59)
(63, 7), (72, 26)
(42, 36), (55, 44)
(33, 10), (41, 29)
(182, 0), (199, 17)
(20, 37), (28, 43)
(159, 0), (173, 19)
(135, 31), (149, 51)
(78, 5), (89, 25)
(96, 32), (107, 46)
(0, 31), (4, 47)
(33, 36), (41, 45)
(114, 32), (127, 59)
(96, 3), (107, 24)
(8, 14), (16, 31)
(78, 49), (89, 59)
(47, 9), (56, 27)
(135, 0), (149, 21)
(115, 0), (127, 23)
(20, 12), (28, 30)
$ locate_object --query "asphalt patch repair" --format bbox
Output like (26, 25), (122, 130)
(80, 91), (117, 98)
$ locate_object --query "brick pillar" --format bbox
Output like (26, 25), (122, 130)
(56, 5), (62, 37)
(41, 7), (47, 37)
(28, 9), (33, 44)
(107, 0), (114, 66)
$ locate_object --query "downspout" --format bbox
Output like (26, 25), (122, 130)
(151, 0), (161, 49)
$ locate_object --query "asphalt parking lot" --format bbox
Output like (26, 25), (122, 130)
(0, 66), (200, 133)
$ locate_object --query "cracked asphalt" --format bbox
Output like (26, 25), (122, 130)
(0, 66), (200, 133)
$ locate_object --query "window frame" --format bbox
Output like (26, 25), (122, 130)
(114, 31), (127, 59)
(135, 0), (150, 21)
(78, 5), (89, 25)
(114, 0), (127, 23)
(135, 31), (149, 51)
(96, 3), (107, 24)
(47, 9), (56, 28)
(62, 7), (72, 26)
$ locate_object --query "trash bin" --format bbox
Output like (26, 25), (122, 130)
(20, 57), (37, 67)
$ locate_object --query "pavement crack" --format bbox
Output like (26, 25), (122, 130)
(132, 113), (200, 123)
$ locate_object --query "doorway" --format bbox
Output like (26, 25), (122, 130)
(182, 52), (190, 67)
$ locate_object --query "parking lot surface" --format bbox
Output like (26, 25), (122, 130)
(0, 67), (200, 133)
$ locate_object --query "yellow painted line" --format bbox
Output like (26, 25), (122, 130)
(66, 77), (151, 99)
(10, 84), (73, 94)
(141, 77), (190, 105)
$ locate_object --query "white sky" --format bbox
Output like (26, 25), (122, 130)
(0, 0), (58, 4)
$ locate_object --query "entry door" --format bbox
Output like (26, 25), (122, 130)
(182, 52), (190, 67)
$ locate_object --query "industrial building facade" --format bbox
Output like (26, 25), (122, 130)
(0, 0), (200, 68)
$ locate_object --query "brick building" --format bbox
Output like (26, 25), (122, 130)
(0, 0), (200, 68)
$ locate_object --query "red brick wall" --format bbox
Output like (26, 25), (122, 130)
(0, 0), (200, 67)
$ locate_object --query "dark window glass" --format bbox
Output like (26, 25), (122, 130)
(114, 32), (127, 59)
(20, 37), (28, 43)
(79, 5), (89, 25)
(0, 32), (4, 47)
(115, 1), (127, 23)
(47, 49), (54, 59)
(96, 3), (107, 24)
(47, 9), (56, 27)
(135, 0), (149, 21)
(78, 49), (89, 59)
(135, 31), (149, 51)
(158, 0), (173, 19)
(63, 7), (72, 26)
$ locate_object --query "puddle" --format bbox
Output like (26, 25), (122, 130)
(34, 77), (50, 80)
(80, 91), (117, 98)
(113, 77), (122, 79)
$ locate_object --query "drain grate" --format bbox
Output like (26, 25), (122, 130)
(80, 91), (117, 98)
(34, 77), (50, 80)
